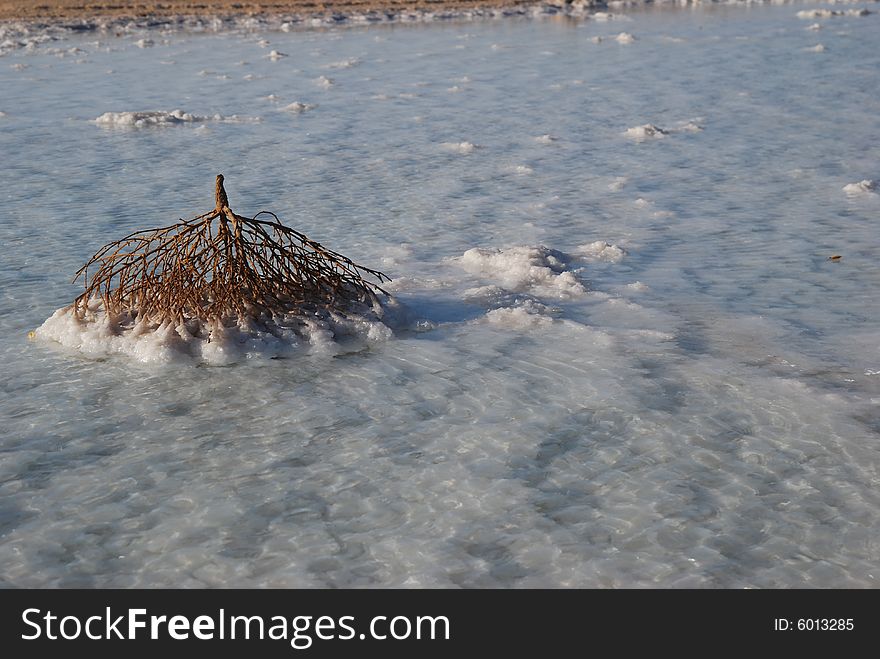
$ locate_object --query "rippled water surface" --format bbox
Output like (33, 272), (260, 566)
(1, 4), (880, 587)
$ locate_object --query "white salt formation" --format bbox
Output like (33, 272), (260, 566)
(440, 141), (477, 154)
(576, 241), (628, 264)
(37, 300), (401, 365)
(843, 179), (877, 194)
(94, 110), (259, 127)
(458, 246), (587, 299)
(624, 124), (669, 140)
(282, 102), (316, 113)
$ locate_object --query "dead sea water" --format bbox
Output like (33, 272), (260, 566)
(1, 4), (879, 586)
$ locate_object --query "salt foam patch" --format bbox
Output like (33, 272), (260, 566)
(457, 246), (586, 299)
(94, 110), (259, 127)
(36, 298), (402, 365)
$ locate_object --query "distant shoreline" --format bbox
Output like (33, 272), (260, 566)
(0, 0), (543, 22)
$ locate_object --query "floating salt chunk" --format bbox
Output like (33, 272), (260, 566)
(615, 32), (636, 44)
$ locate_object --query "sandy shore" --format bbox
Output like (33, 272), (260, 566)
(0, 0), (542, 21)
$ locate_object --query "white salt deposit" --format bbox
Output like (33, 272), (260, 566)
(457, 246), (587, 299)
(608, 176), (629, 191)
(315, 75), (334, 88)
(677, 120), (704, 132)
(135, 38), (154, 48)
(266, 49), (287, 60)
(615, 32), (636, 44)
(440, 141), (478, 154)
(843, 179), (877, 194)
(324, 57), (361, 69)
(576, 241), (627, 264)
(624, 124), (669, 140)
(281, 101), (316, 113)
(481, 304), (557, 330)
(93, 110), (259, 127)
(37, 298), (401, 365)
(534, 134), (558, 144)
(796, 8), (871, 19)
(806, 44), (827, 52)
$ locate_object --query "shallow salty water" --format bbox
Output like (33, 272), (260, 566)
(2, 3), (880, 587)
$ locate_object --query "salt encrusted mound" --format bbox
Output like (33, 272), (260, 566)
(37, 175), (396, 364)
(37, 298), (402, 365)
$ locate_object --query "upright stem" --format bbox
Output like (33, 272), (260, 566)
(215, 174), (229, 212)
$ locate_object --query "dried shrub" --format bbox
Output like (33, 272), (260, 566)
(73, 175), (389, 324)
